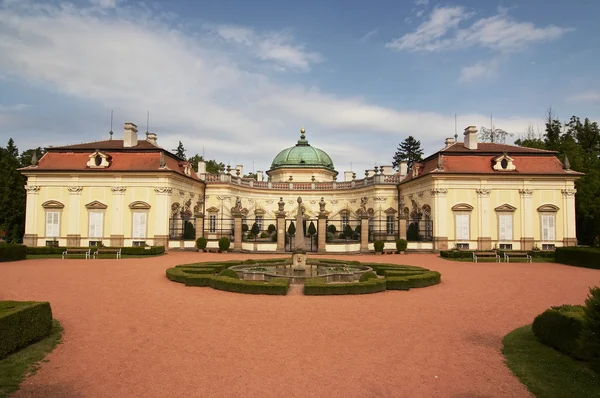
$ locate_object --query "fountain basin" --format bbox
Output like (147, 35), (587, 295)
(230, 262), (373, 284)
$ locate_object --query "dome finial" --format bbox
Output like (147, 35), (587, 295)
(300, 125), (305, 139)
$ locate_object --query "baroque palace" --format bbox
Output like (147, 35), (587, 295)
(19, 122), (580, 253)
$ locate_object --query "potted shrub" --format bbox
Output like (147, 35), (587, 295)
(396, 238), (407, 254)
(218, 237), (231, 253)
(196, 237), (208, 252)
(374, 240), (384, 255)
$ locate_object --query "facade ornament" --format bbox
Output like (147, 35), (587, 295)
(189, 193), (195, 199)
(519, 189), (534, 197)
(179, 190), (185, 196)
(233, 196), (243, 211)
(278, 197), (285, 212)
(24, 185), (41, 193)
(352, 172), (356, 180)
(288, 200), (294, 205)
(154, 187), (173, 194)
(563, 154), (571, 170)
(310, 200), (317, 204)
(417, 191), (424, 198)
(111, 186), (127, 193)
(247, 199), (255, 203)
(216, 195), (229, 201)
(68, 186), (83, 193)
(408, 194), (414, 200)
(373, 197), (386, 202)
(319, 197), (326, 213)
(265, 199), (274, 204)
(171, 202), (181, 216)
(193, 199), (204, 215)
(311, 175), (315, 182)
(429, 188), (448, 197)
(476, 188), (491, 197)
(330, 200), (339, 204)
(349, 199), (357, 203)
(561, 188), (577, 197)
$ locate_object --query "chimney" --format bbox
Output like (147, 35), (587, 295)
(197, 160), (206, 174)
(344, 171), (353, 181)
(445, 137), (455, 147)
(256, 171), (264, 182)
(464, 126), (478, 150)
(236, 164), (243, 177)
(123, 122), (138, 148)
(146, 132), (158, 146)
(399, 161), (408, 177)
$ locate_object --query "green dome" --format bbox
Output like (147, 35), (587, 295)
(270, 128), (335, 171)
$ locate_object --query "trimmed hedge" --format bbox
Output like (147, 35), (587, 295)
(532, 305), (586, 359)
(167, 267), (289, 295)
(440, 249), (555, 260)
(218, 268), (239, 279)
(0, 301), (53, 359)
(359, 271), (378, 282)
(555, 247), (600, 269)
(385, 271), (442, 290)
(26, 246), (165, 256)
(0, 244), (27, 262)
(304, 277), (386, 295)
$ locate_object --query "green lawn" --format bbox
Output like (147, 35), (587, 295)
(26, 254), (165, 260)
(442, 257), (555, 263)
(0, 319), (63, 398)
(502, 325), (600, 398)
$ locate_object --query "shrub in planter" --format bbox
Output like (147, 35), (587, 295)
(271, 234), (277, 242)
(343, 224), (354, 239)
(251, 223), (260, 236)
(327, 224), (337, 234)
(196, 237), (208, 251)
(242, 224), (249, 233)
(183, 221), (196, 240)
(267, 224), (276, 234)
(581, 286), (600, 372)
(307, 221), (317, 236)
(532, 304), (586, 359)
(218, 237), (231, 252)
(373, 240), (385, 253)
(338, 232), (345, 239)
(218, 268), (239, 279)
(0, 244), (27, 262)
(287, 221), (296, 236)
(326, 232), (334, 243)
(359, 271), (378, 282)
(396, 238), (408, 252)
(355, 225), (361, 234)
(260, 232), (268, 238)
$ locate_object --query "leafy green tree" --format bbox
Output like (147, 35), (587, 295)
(392, 136), (423, 170)
(243, 172), (257, 179)
(188, 153), (225, 174)
(19, 147), (45, 168)
(514, 125), (546, 149)
(0, 139), (26, 243)
(172, 141), (186, 160)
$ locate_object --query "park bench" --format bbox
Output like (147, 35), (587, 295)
(62, 248), (91, 259)
(473, 251), (500, 263)
(503, 251), (532, 263)
(382, 248), (396, 255)
(93, 247), (122, 259)
(206, 247), (220, 253)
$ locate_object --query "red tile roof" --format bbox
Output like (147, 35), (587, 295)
(49, 140), (160, 151)
(401, 142), (582, 183)
(21, 151), (202, 181)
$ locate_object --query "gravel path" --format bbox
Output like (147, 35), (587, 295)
(1, 253), (599, 398)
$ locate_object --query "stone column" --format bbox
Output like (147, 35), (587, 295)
(398, 217), (407, 240)
(430, 188), (448, 251)
(195, 213), (205, 239)
(67, 186), (83, 247)
(232, 211), (243, 252)
(317, 215), (327, 253)
(360, 214), (369, 252)
(476, 188), (491, 250)
(110, 186), (126, 247)
(153, 187), (172, 249)
(23, 185), (41, 246)
(519, 189), (534, 250)
(562, 188), (577, 246)
(276, 214), (286, 252)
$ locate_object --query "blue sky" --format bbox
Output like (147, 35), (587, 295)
(1, 0), (599, 174)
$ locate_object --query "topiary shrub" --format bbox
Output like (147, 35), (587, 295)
(196, 237), (208, 251)
(243, 259), (257, 264)
(242, 224), (249, 233)
(396, 238), (408, 252)
(344, 224), (354, 239)
(183, 221), (196, 240)
(326, 232), (334, 243)
(267, 224), (276, 234)
(287, 221), (296, 236)
(338, 232), (345, 239)
(304, 277), (386, 295)
(271, 234), (277, 242)
(218, 268), (239, 279)
(307, 221), (317, 236)
(0, 244), (27, 262)
(581, 286), (600, 372)
(407, 222), (419, 241)
(355, 225), (361, 234)
(532, 305), (586, 359)
(251, 222), (260, 236)
(359, 271), (378, 282)
(327, 224), (337, 234)
(260, 232), (268, 238)
(555, 247), (600, 269)
(0, 301), (53, 359)
(374, 240), (385, 253)
(218, 237), (231, 252)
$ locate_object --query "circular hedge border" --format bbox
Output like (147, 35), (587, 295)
(166, 258), (441, 296)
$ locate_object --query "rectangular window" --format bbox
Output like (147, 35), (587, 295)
(341, 215), (349, 230)
(132, 212), (147, 239)
(255, 215), (263, 231)
(541, 214), (555, 241)
(386, 215), (395, 235)
(89, 211), (103, 238)
(456, 243), (470, 250)
(499, 243), (513, 250)
(132, 241), (146, 247)
(209, 215), (217, 233)
(498, 214), (513, 241)
(455, 214), (470, 241)
(542, 244), (555, 250)
(89, 241), (102, 247)
(46, 211), (60, 238)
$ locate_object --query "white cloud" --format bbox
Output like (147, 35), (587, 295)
(0, 1), (542, 172)
(90, 0), (116, 8)
(459, 58), (500, 82)
(415, 0), (429, 5)
(387, 6), (572, 53)
(0, 104), (29, 112)
(567, 91), (600, 102)
(213, 24), (321, 71)
(359, 29), (378, 43)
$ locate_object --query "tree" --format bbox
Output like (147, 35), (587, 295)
(251, 222), (260, 236)
(19, 147), (45, 168)
(392, 136), (424, 170)
(173, 141), (186, 160)
(243, 172), (257, 180)
(307, 221), (316, 236)
(514, 124), (545, 149)
(0, 139), (26, 243)
(478, 125), (513, 143)
(188, 153), (225, 174)
(287, 221), (296, 236)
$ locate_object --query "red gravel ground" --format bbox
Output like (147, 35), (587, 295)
(2, 253), (599, 398)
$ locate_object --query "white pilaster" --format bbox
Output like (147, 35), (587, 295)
(111, 187), (126, 236)
(67, 186), (83, 236)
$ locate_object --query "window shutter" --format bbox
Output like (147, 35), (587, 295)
(547, 215), (555, 241)
(133, 212), (147, 239)
(89, 212), (103, 238)
(46, 212), (59, 237)
(456, 214), (469, 241)
(542, 215), (552, 241)
(499, 215), (512, 241)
